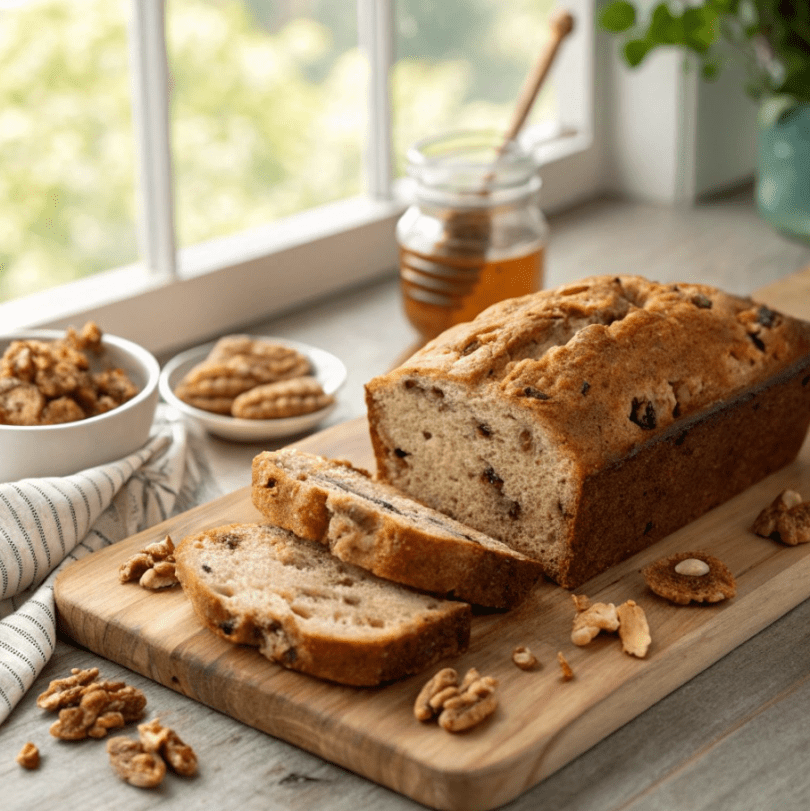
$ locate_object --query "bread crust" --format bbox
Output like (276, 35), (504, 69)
(565, 359), (810, 585)
(251, 450), (544, 608)
(174, 523), (471, 687)
(365, 275), (810, 588)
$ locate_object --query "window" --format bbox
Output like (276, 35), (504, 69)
(0, 0), (596, 354)
(166, 1), (365, 249)
(0, 0), (138, 299)
(393, 0), (561, 172)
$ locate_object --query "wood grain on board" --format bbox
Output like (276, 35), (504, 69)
(54, 269), (810, 811)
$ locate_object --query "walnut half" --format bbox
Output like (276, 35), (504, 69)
(107, 719), (198, 788)
(438, 678), (498, 733)
(414, 667), (498, 733)
(571, 601), (619, 646)
(16, 742), (40, 770)
(752, 490), (810, 545)
(119, 536), (179, 590)
(36, 667), (101, 711)
(413, 667), (459, 722)
(107, 736), (166, 788)
(138, 719), (198, 777)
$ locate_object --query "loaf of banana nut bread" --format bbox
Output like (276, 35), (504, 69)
(365, 275), (810, 589)
(251, 448), (544, 608)
(175, 522), (471, 686)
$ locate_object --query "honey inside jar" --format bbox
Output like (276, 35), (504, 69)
(399, 245), (544, 341)
(397, 130), (547, 343)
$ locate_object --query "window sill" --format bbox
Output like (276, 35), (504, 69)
(0, 195), (404, 355)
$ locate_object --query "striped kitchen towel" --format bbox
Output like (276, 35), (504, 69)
(0, 404), (216, 725)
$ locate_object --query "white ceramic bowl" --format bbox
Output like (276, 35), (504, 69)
(0, 330), (161, 482)
(159, 336), (347, 441)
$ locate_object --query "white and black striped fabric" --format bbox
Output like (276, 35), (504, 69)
(0, 405), (213, 725)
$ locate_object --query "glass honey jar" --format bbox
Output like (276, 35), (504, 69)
(397, 129), (548, 342)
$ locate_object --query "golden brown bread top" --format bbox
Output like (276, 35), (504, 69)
(368, 275), (810, 472)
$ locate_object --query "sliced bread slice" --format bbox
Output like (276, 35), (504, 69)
(174, 522), (471, 686)
(251, 449), (544, 608)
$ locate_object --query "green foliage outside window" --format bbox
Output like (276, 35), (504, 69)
(0, 0), (553, 303)
(0, 1), (136, 301)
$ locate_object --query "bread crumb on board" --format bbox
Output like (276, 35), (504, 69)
(617, 600), (651, 658)
(557, 652), (574, 681)
(512, 646), (539, 671)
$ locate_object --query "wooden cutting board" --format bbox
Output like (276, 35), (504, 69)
(54, 415), (810, 811)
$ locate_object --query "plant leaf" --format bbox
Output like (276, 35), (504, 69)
(682, 7), (719, 52)
(624, 37), (654, 67)
(701, 59), (721, 80)
(649, 4), (684, 45)
(598, 1), (637, 33)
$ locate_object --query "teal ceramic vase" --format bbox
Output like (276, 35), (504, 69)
(756, 98), (810, 243)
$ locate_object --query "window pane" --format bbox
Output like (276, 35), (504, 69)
(393, 0), (557, 174)
(166, 0), (364, 250)
(0, 0), (139, 303)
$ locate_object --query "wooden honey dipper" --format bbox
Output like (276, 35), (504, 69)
(501, 9), (575, 154)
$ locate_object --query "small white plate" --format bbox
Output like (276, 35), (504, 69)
(159, 336), (346, 442)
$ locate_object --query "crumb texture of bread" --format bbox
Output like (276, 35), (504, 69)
(365, 275), (810, 588)
(174, 523), (471, 686)
(251, 449), (544, 608)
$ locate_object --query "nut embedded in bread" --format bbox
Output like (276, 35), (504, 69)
(251, 448), (544, 608)
(365, 275), (810, 588)
(173, 523), (471, 686)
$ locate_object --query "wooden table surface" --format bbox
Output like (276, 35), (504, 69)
(4, 192), (810, 811)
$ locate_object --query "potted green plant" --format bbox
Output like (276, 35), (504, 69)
(598, 0), (810, 242)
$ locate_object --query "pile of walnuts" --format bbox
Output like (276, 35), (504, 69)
(0, 323), (139, 426)
(19, 666), (197, 789)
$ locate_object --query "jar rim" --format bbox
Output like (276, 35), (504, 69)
(406, 129), (539, 193)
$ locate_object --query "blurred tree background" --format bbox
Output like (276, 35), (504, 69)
(0, 0), (554, 302)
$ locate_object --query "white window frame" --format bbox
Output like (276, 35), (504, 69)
(0, 0), (598, 356)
